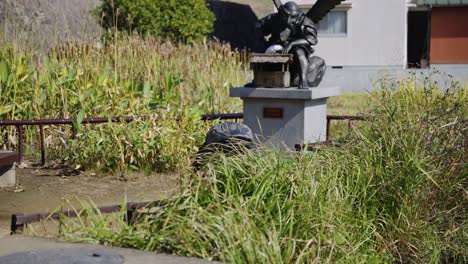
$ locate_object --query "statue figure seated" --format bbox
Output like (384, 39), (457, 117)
(257, 0), (344, 89)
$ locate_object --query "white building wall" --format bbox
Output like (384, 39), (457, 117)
(311, 0), (407, 67)
(277, 1), (468, 91)
(276, 0), (410, 91)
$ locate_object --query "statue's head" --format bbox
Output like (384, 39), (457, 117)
(280, 1), (303, 25)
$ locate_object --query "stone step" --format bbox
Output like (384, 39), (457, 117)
(0, 151), (18, 188)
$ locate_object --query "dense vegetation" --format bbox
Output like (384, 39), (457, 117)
(54, 79), (467, 263)
(0, 34), (248, 172)
(0, 32), (360, 173)
(1, 11), (466, 262)
(96, 0), (216, 43)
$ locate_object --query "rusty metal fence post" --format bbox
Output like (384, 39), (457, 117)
(17, 125), (24, 164)
(39, 125), (45, 166)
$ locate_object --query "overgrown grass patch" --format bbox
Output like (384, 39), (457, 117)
(327, 92), (373, 115)
(55, 81), (467, 262)
(0, 33), (248, 172)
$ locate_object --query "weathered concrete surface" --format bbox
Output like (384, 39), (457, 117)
(0, 248), (124, 264)
(320, 65), (468, 92)
(0, 164), (16, 188)
(0, 235), (218, 264)
(0, 168), (179, 236)
(230, 87), (341, 100)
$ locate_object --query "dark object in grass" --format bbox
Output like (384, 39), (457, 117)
(193, 122), (255, 171)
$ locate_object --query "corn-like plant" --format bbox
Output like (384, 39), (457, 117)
(0, 33), (248, 172)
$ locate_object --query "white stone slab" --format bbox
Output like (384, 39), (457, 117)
(229, 87), (341, 100)
(0, 151), (17, 188)
(0, 164), (16, 188)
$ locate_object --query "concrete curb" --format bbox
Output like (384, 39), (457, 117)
(0, 235), (218, 264)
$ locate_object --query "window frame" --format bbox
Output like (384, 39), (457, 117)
(317, 10), (348, 37)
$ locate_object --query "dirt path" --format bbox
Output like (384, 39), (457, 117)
(0, 165), (179, 235)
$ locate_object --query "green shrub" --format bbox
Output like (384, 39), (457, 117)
(67, 107), (208, 174)
(97, 0), (215, 43)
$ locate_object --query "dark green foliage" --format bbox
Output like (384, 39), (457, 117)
(96, 0), (215, 43)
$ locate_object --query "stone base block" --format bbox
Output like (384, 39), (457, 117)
(0, 164), (16, 188)
(230, 87), (341, 150)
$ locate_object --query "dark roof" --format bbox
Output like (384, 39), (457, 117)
(416, 0), (468, 5)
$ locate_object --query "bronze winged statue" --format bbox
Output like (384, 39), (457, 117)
(258, 0), (344, 88)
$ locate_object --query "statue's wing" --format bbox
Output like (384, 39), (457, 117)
(306, 0), (345, 24)
(272, 0), (282, 11)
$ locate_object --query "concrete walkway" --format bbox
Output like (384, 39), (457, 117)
(0, 235), (217, 264)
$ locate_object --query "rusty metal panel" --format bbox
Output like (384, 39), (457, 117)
(0, 152), (18, 167)
(430, 7), (468, 63)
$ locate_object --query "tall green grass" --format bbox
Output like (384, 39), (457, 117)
(0, 34), (248, 118)
(0, 32), (370, 173)
(0, 33), (249, 172)
(56, 79), (467, 262)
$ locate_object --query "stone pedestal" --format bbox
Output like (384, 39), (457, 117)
(0, 164), (16, 188)
(230, 87), (341, 150)
(0, 151), (18, 188)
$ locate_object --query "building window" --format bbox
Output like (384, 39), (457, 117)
(318, 11), (347, 36)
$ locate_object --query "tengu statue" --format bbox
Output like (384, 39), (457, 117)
(257, 0), (344, 88)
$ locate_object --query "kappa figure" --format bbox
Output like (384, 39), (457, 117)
(257, 0), (344, 88)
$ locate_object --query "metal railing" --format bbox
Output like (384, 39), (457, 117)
(201, 113), (367, 141)
(326, 115), (367, 140)
(0, 113), (365, 165)
(11, 200), (165, 234)
(5, 112), (366, 234)
(200, 113), (243, 122)
(0, 116), (139, 165)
